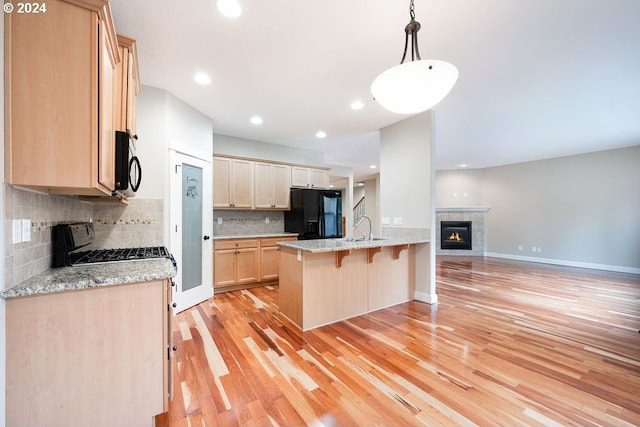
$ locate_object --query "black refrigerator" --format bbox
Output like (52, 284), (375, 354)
(285, 188), (342, 240)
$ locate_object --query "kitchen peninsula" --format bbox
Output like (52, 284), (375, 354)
(278, 237), (429, 331)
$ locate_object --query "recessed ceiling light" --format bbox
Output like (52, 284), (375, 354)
(457, 163), (469, 168)
(250, 115), (263, 125)
(316, 130), (327, 139)
(351, 100), (364, 110)
(193, 72), (211, 85)
(217, 0), (241, 18)
(369, 165), (377, 169)
(357, 182), (365, 186)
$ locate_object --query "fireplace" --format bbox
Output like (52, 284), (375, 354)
(441, 221), (472, 250)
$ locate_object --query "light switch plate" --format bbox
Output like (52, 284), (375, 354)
(12, 219), (22, 244)
(22, 219), (31, 242)
(381, 217), (390, 225)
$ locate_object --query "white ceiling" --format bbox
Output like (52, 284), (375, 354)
(110, 0), (640, 180)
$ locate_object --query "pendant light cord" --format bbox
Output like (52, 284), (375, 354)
(401, 0), (422, 64)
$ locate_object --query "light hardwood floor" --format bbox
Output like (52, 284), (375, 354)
(157, 256), (640, 426)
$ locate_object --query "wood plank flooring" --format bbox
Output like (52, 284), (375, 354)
(157, 256), (640, 426)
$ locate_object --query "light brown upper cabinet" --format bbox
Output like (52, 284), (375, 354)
(4, 0), (119, 196)
(291, 166), (330, 189)
(254, 162), (291, 209)
(213, 156), (254, 208)
(114, 34), (140, 137)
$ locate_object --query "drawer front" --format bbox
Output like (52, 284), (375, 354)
(214, 239), (259, 250)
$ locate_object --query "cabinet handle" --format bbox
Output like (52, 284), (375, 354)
(171, 280), (176, 287)
(172, 346), (177, 351)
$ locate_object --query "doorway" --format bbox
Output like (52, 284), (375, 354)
(169, 150), (213, 312)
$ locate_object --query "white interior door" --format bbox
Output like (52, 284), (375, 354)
(169, 150), (213, 312)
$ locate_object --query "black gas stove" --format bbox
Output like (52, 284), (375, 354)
(69, 246), (172, 265)
(52, 222), (175, 268)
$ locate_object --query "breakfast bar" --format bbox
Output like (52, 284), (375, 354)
(278, 237), (429, 331)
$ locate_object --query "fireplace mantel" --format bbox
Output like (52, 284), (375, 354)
(436, 206), (491, 213)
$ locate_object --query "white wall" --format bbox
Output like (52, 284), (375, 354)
(380, 113), (433, 228)
(136, 86), (214, 247)
(435, 168), (485, 207)
(436, 145), (640, 273)
(380, 111), (435, 303)
(134, 86), (168, 200)
(483, 146), (640, 272)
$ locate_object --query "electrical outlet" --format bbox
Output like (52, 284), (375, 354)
(22, 219), (31, 242)
(518, 245), (523, 251)
(12, 219), (22, 244)
(217, 218), (222, 225)
(265, 217), (270, 224)
(393, 217), (403, 225)
(531, 246), (537, 252)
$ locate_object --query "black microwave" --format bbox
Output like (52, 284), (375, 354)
(114, 130), (141, 197)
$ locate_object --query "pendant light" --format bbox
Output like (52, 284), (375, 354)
(371, 0), (458, 114)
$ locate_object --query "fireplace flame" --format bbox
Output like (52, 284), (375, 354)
(448, 231), (463, 242)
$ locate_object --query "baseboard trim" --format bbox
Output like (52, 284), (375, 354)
(485, 252), (640, 275)
(414, 291), (438, 304)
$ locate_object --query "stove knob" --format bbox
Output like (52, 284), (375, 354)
(203, 235), (210, 241)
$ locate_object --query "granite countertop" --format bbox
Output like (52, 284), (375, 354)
(1, 258), (177, 299)
(278, 237), (430, 253)
(213, 232), (299, 240)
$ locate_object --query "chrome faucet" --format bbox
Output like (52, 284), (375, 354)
(354, 215), (372, 241)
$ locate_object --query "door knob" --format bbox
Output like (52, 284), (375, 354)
(203, 235), (210, 240)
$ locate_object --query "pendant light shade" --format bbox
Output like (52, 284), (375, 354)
(371, 60), (458, 114)
(371, 0), (458, 114)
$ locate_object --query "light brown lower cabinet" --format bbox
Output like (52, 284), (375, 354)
(6, 279), (173, 427)
(214, 236), (297, 292)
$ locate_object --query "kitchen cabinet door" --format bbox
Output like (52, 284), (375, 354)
(115, 34), (140, 137)
(260, 246), (280, 281)
(4, 0), (118, 196)
(291, 166), (330, 189)
(214, 239), (259, 290)
(236, 248), (260, 284)
(254, 162), (291, 209)
(272, 163), (292, 208)
(214, 248), (237, 287)
(260, 237), (297, 281)
(213, 156), (254, 208)
(254, 162), (273, 209)
(98, 19), (116, 191)
(291, 166), (311, 188)
(310, 168), (329, 189)
(213, 157), (232, 207)
(230, 159), (254, 208)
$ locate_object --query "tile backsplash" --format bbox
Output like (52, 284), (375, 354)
(4, 184), (163, 290)
(214, 209), (285, 235)
(90, 199), (163, 250)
